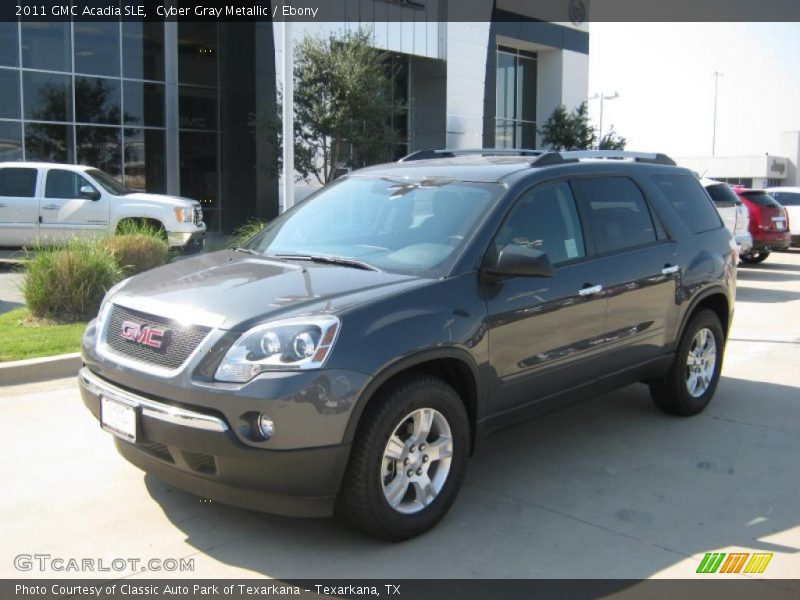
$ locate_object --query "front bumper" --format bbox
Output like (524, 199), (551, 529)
(167, 226), (206, 248)
(79, 367), (352, 517)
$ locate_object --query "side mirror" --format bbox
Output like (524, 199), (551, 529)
(484, 244), (555, 278)
(80, 185), (101, 201)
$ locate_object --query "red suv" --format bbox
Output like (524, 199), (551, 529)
(732, 187), (790, 264)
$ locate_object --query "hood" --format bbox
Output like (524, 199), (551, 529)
(110, 250), (427, 330)
(121, 192), (199, 208)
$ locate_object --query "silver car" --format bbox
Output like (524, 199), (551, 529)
(701, 178), (752, 254)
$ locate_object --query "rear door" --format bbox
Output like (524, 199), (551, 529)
(704, 182), (737, 237)
(484, 180), (608, 414)
(572, 175), (679, 373)
(0, 166), (40, 246)
(40, 168), (108, 243)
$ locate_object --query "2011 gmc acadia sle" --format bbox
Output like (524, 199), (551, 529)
(79, 149), (736, 540)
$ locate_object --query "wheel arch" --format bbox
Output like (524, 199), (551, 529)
(679, 287), (732, 342)
(343, 348), (483, 454)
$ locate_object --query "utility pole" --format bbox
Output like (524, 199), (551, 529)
(281, 20), (294, 212)
(589, 91), (619, 148)
(712, 71), (723, 156)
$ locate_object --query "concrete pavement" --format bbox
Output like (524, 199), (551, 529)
(1, 251), (799, 581)
(0, 263), (24, 315)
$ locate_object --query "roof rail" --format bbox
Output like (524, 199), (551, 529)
(555, 150), (677, 166)
(398, 148), (544, 162)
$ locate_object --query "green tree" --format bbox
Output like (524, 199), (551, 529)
(256, 29), (404, 185)
(598, 126), (627, 150)
(539, 101), (599, 150)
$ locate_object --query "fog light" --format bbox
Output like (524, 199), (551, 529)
(257, 414), (275, 440)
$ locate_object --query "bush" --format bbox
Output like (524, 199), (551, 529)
(23, 239), (123, 322)
(227, 219), (268, 249)
(103, 233), (170, 276)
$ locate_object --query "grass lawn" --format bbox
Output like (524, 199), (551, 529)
(0, 308), (86, 362)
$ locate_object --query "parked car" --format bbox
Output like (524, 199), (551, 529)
(0, 162), (206, 250)
(79, 149), (735, 540)
(765, 187), (800, 246)
(731, 187), (791, 264)
(701, 178), (753, 254)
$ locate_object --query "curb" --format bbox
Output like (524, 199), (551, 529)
(0, 353), (82, 387)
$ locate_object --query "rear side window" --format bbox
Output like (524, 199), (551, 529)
(770, 192), (800, 207)
(653, 174), (723, 234)
(0, 168), (37, 197)
(705, 182), (740, 208)
(572, 176), (657, 254)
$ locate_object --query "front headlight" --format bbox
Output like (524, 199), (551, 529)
(215, 316), (340, 383)
(174, 207), (194, 223)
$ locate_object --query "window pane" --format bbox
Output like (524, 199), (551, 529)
(179, 86), (217, 130)
(0, 22), (19, 67)
(495, 119), (512, 149)
(74, 22), (120, 77)
(122, 22), (165, 80)
(0, 167), (37, 197)
(124, 81), (164, 127)
(574, 176), (657, 254)
(653, 174), (722, 234)
(0, 121), (22, 161)
(705, 182), (739, 208)
(75, 77), (121, 125)
(178, 23), (218, 87)
(21, 22), (71, 72)
(771, 192), (800, 207)
(180, 131), (218, 211)
(517, 55), (537, 123)
(0, 69), (20, 118)
(25, 123), (74, 163)
(495, 181), (585, 265)
(124, 128), (165, 192)
(77, 126), (121, 177)
(496, 51), (514, 119)
(45, 169), (93, 199)
(23, 71), (72, 122)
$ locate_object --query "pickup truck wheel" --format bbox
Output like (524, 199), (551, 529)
(335, 375), (470, 541)
(649, 309), (724, 416)
(740, 251), (770, 264)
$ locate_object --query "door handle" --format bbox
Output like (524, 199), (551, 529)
(578, 284), (604, 297)
(661, 264), (680, 275)
(41, 204), (60, 210)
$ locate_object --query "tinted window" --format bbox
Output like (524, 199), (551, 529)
(74, 22), (120, 77)
(0, 121), (22, 161)
(178, 23), (218, 87)
(123, 81), (165, 127)
(0, 68), (20, 119)
(45, 169), (94, 199)
(25, 123), (74, 163)
(75, 77), (121, 125)
(705, 182), (740, 208)
(77, 126), (122, 177)
(741, 191), (780, 208)
(770, 192), (800, 207)
(23, 71), (73, 122)
(21, 22), (71, 72)
(573, 176), (657, 254)
(494, 181), (585, 265)
(0, 168), (37, 197)
(124, 129), (166, 192)
(0, 22), (19, 67)
(122, 22), (165, 80)
(653, 174), (723, 234)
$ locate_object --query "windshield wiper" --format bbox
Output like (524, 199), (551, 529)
(275, 254), (380, 272)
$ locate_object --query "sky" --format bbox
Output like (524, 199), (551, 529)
(587, 22), (800, 158)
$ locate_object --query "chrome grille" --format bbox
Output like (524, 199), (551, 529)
(105, 304), (210, 370)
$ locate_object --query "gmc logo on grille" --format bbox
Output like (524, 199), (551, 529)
(120, 320), (167, 349)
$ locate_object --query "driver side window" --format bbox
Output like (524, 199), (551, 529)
(494, 181), (586, 265)
(45, 169), (96, 199)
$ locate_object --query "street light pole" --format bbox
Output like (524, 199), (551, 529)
(712, 71), (723, 156)
(281, 20), (294, 212)
(589, 91), (619, 148)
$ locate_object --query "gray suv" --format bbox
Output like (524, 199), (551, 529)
(79, 149), (736, 540)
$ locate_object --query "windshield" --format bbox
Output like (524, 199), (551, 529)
(86, 169), (132, 195)
(245, 176), (501, 276)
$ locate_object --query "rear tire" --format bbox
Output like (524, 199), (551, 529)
(649, 309), (724, 416)
(335, 374), (470, 541)
(740, 251), (770, 264)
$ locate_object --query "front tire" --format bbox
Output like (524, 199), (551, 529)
(335, 375), (470, 541)
(740, 251), (770, 264)
(649, 309), (724, 416)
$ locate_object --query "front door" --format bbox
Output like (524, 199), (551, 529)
(484, 180), (608, 415)
(0, 166), (39, 246)
(40, 168), (108, 243)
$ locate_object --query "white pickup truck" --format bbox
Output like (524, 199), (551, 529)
(0, 162), (206, 250)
